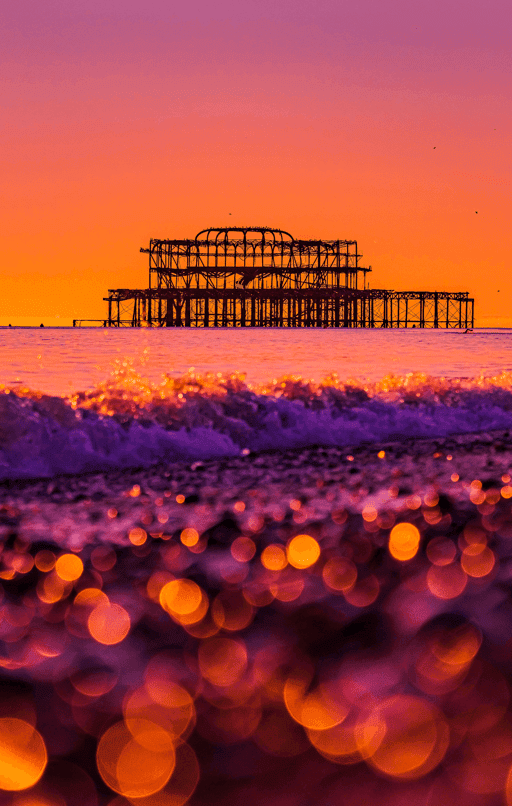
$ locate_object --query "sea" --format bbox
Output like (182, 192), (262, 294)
(1, 326), (512, 479)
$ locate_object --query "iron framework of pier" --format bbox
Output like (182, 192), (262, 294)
(80, 226), (475, 328)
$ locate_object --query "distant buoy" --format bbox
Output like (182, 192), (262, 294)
(40, 323), (44, 327)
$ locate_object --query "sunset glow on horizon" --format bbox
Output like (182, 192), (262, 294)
(1, 0), (510, 326)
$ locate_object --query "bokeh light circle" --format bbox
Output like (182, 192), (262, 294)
(96, 720), (176, 799)
(0, 718), (47, 791)
(88, 603), (131, 645)
(55, 553), (84, 582)
(389, 522), (420, 561)
(287, 535), (320, 569)
(359, 695), (449, 779)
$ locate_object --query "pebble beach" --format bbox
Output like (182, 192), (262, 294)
(1, 428), (512, 805)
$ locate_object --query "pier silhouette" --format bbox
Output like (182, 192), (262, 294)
(74, 226), (474, 328)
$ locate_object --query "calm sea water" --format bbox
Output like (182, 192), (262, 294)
(1, 327), (511, 396)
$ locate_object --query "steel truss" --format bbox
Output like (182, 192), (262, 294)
(102, 288), (474, 329)
(367, 290), (474, 328)
(142, 226), (367, 293)
(96, 226), (475, 328)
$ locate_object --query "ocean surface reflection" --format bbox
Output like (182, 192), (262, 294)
(0, 327), (511, 396)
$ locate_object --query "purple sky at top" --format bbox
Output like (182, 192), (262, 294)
(4, 0), (510, 76)
(3, 0), (509, 153)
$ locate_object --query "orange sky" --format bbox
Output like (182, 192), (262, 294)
(1, 0), (510, 326)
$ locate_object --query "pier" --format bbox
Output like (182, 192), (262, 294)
(74, 226), (474, 328)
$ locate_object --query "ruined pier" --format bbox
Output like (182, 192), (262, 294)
(75, 226), (475, 328)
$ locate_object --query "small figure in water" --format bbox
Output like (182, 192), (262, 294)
(40, 323), (44, 327)
(464, 328), (473, 333)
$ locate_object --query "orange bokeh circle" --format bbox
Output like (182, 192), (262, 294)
(0, 718), (47, 791)
(96, 720), (176, 799)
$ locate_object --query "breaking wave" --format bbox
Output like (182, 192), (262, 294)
(2, 365), (512, 480)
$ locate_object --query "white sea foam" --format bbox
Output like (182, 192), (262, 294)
(2, 369), (512, 479)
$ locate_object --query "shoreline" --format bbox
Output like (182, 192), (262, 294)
(2, 427), (511, 505)
(1, 427), (511, 571)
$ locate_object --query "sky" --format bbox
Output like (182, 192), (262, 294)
(1, 0), (510, 326)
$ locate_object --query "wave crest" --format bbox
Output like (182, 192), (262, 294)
(2, 367), (512, 479)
